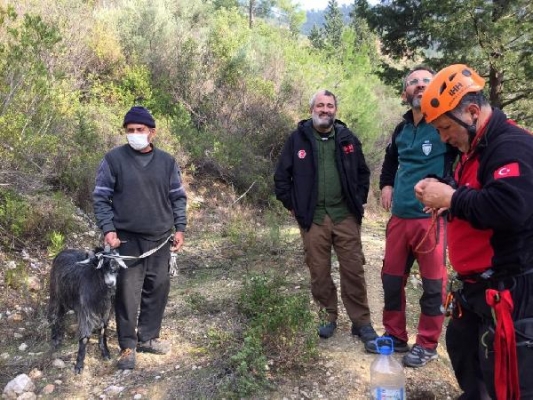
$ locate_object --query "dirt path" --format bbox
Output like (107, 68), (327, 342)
(266, 219), (461, 400)
(0, 205), (462, 399)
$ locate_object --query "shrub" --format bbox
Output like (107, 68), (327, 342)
(47, 231), (65, 259)
(4, 261), (28, 290)
(238, 274), (317, 366)
(0, 189), (79, 248)
(222, 273), (317, 397)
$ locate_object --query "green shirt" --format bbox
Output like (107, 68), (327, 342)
(312, 128), (351, 225)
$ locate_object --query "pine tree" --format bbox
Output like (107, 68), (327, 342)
(323, 0), (343, 48)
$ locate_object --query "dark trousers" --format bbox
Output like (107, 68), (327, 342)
(446, 274), (533, 399)
(300, 215), (372, 327)
(115, 233), (171, 350)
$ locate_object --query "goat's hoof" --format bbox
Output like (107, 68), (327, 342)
(74, 366), (83, 374)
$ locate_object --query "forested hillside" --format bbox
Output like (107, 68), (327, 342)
(1, 0), (532, 398)
(355, 0), (533, 124)
(0, 0), (404, 253)
(301, 5), (351, 35)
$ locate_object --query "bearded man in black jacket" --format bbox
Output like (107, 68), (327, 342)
(274, 89), (377, 346)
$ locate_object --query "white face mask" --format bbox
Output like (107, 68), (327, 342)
(126, 133), (150, 151)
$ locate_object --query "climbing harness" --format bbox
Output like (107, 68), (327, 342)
(441, 275), (462, 318)
(486, 288), (520, 400)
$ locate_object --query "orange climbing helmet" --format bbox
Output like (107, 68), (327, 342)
(421, 64), (485, 123)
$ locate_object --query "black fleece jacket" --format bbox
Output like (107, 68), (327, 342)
(449, 108), (533, 274)
(274, 119), (370, 230)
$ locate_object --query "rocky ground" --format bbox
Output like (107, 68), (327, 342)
(0, 182), (461, 399)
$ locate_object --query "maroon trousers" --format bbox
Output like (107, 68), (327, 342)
(381, 215), (447, 349)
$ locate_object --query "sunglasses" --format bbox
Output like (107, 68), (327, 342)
(407, 77), (432, 86)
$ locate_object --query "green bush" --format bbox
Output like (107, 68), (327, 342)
(4, 262), (28, 290)
(0, 190), (30, 240)
(47, 231), (65, 259)
(222, 273), (317, 397)
(239, 274), (317, 364)
(221, 207), (260, 249)
(0, 189), (79, 247)
(226, 335), (269, 397)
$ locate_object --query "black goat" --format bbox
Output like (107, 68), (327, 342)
(47, 247), (127, 373)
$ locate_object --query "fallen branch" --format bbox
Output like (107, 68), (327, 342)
(232, 181), (256, 205)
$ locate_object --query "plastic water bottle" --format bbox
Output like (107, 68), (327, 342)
(369, 337), (406, 399)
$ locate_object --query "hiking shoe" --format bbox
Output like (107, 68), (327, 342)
(117, 348), (136, 370)
(318, 321), (337, 339)
(365, 333), (410, 354)
(351, 324), (378, 343)
(402, 343), (438, 368)
(137, 338), (171, 355)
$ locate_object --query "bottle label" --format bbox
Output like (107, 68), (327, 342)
(373, 387), (405, 400)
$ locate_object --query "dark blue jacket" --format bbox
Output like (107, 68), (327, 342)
(274, 119), (370, 230)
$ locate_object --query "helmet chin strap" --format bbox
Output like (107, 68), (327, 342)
(445, 111), (477, 144)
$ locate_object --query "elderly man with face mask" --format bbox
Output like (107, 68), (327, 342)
(274, 89), (377, 346)
(93, 105), (187, 370)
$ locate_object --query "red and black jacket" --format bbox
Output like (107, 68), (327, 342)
(448, 108), (533, 277)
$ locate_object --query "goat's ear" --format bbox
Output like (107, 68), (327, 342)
(77, 256), (93, 265)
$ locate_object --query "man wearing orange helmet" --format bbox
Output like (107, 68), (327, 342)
(415, 64), (533, 399)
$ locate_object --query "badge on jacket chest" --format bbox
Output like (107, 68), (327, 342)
(422, 140), (432, 156)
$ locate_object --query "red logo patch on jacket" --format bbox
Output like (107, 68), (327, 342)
(342, 144), (354, 154)
(298, 150), (307, 159)
(494, 162), (520, 179)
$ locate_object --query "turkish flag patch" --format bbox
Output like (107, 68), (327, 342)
(493, 162), (520, 179)
(342, 144), (355, 154)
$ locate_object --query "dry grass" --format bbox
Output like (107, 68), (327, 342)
(0, 176), (461, 399)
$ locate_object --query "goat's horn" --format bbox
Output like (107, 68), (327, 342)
(116, 258), (128, 269)
(96, 258), (104, 269)
(76, 258), (92, 265)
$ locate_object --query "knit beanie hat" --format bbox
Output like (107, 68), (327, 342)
(122, 106), (156, 128)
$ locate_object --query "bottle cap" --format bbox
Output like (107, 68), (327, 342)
(375, 337), (394, 355)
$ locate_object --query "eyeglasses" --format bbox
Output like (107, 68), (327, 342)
(407, 77), (432, 86)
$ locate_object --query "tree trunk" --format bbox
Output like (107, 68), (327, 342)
(488, 0), (507, 109)
(488, 66), (503, 109)
(249, 0), (254, 29)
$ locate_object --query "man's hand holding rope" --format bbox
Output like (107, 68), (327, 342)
(171, 231), (184, 252)
(104, 231), (122, 249)
(414, 177), (456, 210)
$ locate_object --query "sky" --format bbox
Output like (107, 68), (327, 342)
(298, 0), (354, 10)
